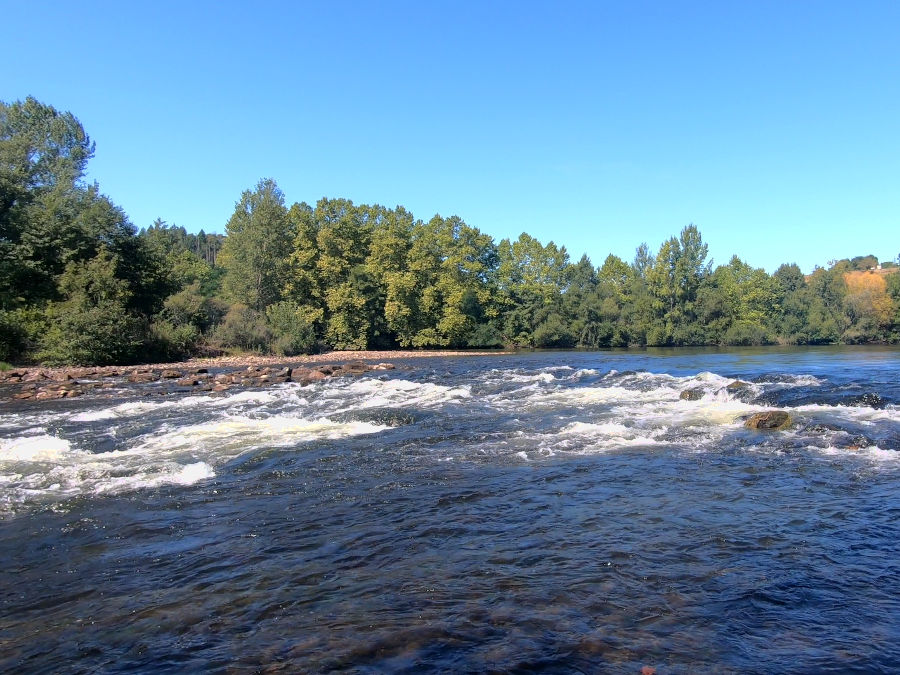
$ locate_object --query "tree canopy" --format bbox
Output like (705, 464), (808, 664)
(3, 96), (900, 365)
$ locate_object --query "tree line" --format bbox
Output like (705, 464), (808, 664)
(2, 97), (899, 366)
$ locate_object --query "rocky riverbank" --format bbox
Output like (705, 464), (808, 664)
(0, 350), (508, 402)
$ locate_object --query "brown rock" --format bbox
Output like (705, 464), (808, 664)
(745, 411), (792, 431)
(212, 383), (230, 392)
(680, 387), (705, 401)
(160, 369), (182, 379)
(296, 369), (326, 385)
(128, 372), (160, 383)
(343, 361), (372, 375)
(12, 392), (33, 400)
(372, 362), (395, 370)
(22, 370), (50, 382)
(726, 380), (751, 391)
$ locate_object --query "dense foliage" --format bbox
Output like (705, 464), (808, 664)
(2, 98), (899, 365)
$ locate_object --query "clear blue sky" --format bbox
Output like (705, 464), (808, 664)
(3, 0), (898, 273)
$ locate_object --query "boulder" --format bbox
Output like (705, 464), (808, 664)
(341, 361), (372, 375)
(745, 411), (792, 431)
(176, 377), (201, 387)
(295, 369), (327, 386)
(372, 362), (396, 371)
(128, 371), (160, 383)
(720, 380), (755, 402)
(680, 387), (705, 401)
(160, 369), (182, 379)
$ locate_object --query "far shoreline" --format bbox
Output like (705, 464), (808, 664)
(1, 349), (515, 380)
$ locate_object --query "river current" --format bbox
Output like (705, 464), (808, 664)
(1, 347), (899, 673)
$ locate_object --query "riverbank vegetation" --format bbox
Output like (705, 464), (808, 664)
(3, 98), (899, 365)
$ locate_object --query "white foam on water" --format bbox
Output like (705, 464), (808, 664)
(793, 403), (900, 424)
(482, 369), (557, 384)
(68, 388), (281, 422)
(0, 409), (388, 514)
(809, 445), (898, 462)
(128, 415), (388, 455)
(1, 434), (73, 462)
(320, 378), (472, 411)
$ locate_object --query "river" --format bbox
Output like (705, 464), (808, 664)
(1, 347), (899, 673)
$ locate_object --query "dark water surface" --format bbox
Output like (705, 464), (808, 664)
(2, 347), (899, 673)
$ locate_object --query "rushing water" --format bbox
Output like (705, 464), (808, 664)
(1, 347), (899, 673)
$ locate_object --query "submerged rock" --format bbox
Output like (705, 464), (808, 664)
(720, 380), (756, 402)
(680, 387), (705, 401)
(334, 408), (417, 427)
(843, 392), (886, 409)
(745, 411), (792, 431)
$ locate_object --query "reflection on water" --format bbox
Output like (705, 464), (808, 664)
(1, 347), (899, 672)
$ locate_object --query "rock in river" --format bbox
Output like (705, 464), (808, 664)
(745, 411), (792, 431)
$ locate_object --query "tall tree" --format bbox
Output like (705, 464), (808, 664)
(220, 178), (292, 311)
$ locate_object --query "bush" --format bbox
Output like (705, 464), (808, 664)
(723, 320), (773, 346)
(0, 307), (48, 363)
(38, 303), (147, 366)
(265, 301), (317, 356)
(0, 310), (26, 362)
(533, 314), (575, 348)
(209, 303), (271, 352)
(150, 319), (201, 360)
(467, 322), (503, 348)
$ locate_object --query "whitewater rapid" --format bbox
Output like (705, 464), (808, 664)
(1, 361), (897, 515)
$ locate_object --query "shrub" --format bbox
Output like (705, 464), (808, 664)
(533, 314), (575, 348)
(38, 303), (147, 366)
(209, 303), (271, 352)
(467, 322), (503, 348)
(150, 319), (201, 360)
(723, 320), (773, 346)
(265, 301), (317, 356)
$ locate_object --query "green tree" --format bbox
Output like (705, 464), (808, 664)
(402, 215), (498, 347)
(38, 249), (147, 365)
(220, 178), (292, 311)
